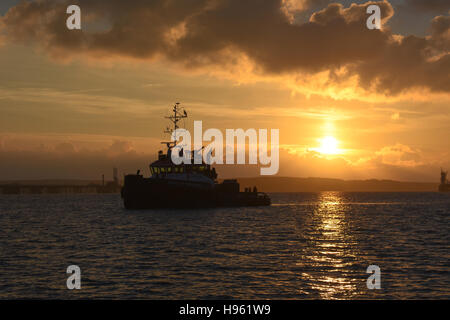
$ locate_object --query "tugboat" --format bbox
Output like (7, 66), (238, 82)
(439, 168), (450, 192)
(121, 103), (271, 209)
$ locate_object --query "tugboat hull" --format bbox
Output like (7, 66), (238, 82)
(121, 179), (215, 209)
(121, 175), (271, 209)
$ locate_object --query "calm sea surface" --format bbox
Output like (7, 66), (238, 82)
(0, 192), (448, 299)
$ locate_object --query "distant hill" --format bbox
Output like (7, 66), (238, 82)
(234, 177), (438, 192)
(0, 177), (439, 192)
(0, 179), (103, 186)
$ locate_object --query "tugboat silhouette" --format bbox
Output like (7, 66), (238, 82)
(121, 103), (271, 209)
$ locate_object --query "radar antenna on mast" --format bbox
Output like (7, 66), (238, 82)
(161, 102), (188, 149)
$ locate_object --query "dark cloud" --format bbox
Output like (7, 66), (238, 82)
(352, 13), (450, 93)
(353, 36), (450, 94)
(430, 14), (450, 51)
(170, 1), (394, 73)
(405, 0), (450, 13)
(0, 0), (449, 94)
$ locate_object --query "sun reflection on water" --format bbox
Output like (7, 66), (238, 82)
(297, 191), (360, 299)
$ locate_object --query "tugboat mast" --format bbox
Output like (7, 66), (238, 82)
(162, 102), (188, 148)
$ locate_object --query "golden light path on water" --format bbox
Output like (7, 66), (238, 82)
(297, 192), (360, 299)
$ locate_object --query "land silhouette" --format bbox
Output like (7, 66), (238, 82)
(236, 177), (438, 192)
(0, 177), (438, 194)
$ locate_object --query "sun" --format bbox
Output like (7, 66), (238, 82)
(317, 136), (340, 155)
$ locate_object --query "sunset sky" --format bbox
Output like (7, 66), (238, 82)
(0, 0), (449, 181)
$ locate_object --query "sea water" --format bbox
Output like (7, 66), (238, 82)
(0, 192), (448, 299)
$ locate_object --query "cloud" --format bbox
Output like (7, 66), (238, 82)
(405, 0), (450, 13)
(0, 134), (447, 181)
(0, 136), (149, 180)
(279, 142), (449, 181)
(390, 112), (400, 120)
(281, 0), (335, 21)
(375, 143), (423, 167)
(54, 142), (77, 153)
(107, 140), (134, 156)
(430, 15), (450, 51)
(0, 0), (449, 95)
